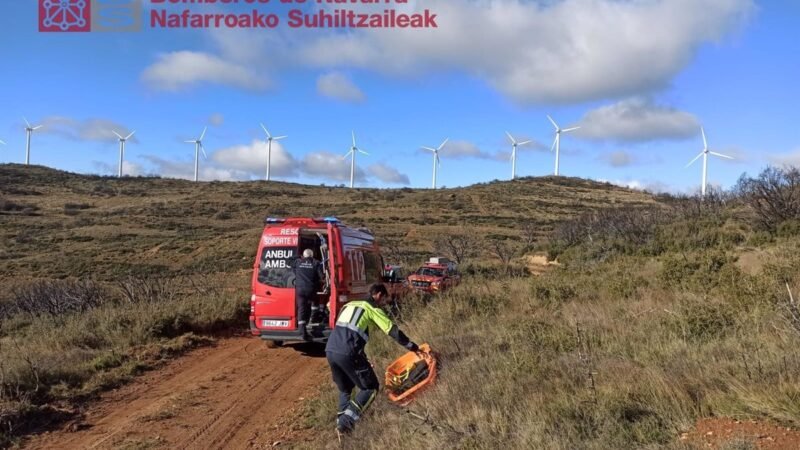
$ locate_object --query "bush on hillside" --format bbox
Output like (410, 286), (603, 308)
(5, 280), (107, 321)
(736, 166), (800, 231)
(549, 206), (667, 262)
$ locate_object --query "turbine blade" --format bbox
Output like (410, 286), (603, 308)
(201, 144), (207, 159)
(0, 139), (6, 145)
(547, 115), (559, 130)
(352, 131), (356, 147)
(260, 123), (271, 138)
(125, 131), (136, 140)
(342, 149), (353, 160)
(23, 117), (31, 128)
(562, 126), (581, 133)
(199, 127), (207, 141)
(505, 131), (516, 144)
(436, 154), (441, 166)
(273, 135), (287, 140)
(112, 130), (124, 140)
(709, 151), (734, 160)
(438, 138), (449, 151)
(185, 140), (196, 143)
(32, 125), (43, 131)
(550, 136), (558, 152)
(685, 152), (704, 168)
(358, 149), (369, 156)
(701, 127), (708, 150)
(422, 147), (436, 152)
(518, 140), (532, 146)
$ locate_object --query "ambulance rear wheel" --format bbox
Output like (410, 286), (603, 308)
(265, 340), (284, 349)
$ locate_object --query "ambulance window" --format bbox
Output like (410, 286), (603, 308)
(363, 252), (382, 282)
(258, 246), (297, 288)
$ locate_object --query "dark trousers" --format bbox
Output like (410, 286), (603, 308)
(295, 290), (315, 325)
(326, 351), (379, 418)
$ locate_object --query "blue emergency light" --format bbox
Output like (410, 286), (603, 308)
(315, 217), (340, 223)
(264, 217), (286, 224)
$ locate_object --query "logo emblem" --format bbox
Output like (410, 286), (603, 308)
(40, 0), (91, 32)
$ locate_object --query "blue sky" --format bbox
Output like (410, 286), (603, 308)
(0, 0), (797, 192)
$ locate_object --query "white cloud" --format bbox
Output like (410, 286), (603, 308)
(39, 116), (137, 143)
(576, 97), (701, 142)
(208, 113), (225, 126)
(296, 0), (753, 104)
(142, 0), (752, 104)
(438, 140), (496, 160)
(141, 51), (269, 92)
(211, 139), (297, 178)
(597, 178), (672, 193)
(301, 151), (367, 183)
(598, 150), (637, 168)
(141, 155), (245, 181)
(368, 163), (410, 185)
(92, 160), (145, 177)
(317, 72), (366, 103)
(768, 149), (800, 167)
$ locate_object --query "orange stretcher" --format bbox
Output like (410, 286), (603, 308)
(385, 343), (438, 405)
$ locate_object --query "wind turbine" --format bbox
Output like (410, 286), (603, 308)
(185, 127), (207, 182)
(342, 131), (368, 189)
(505, 132), (531, 180)
(260, 124), (287, 181)
(686, 127), (733, 197)
(112, 130), (135, 178)
(422, 138), (448, 189)
(547, 115), (580, 176)
(23, 117), (43, 165)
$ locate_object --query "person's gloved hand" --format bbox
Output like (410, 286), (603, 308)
(407, 342), (420, 352)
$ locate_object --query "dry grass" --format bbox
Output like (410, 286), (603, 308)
(301, 196), (800, 449)
(0, 276), (247, 446)
(0, 164), (652, 446)
(0, 164), (652, 285)
(8, 164), (797, 448)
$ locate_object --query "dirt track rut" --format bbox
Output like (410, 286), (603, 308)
(24, 337), (328, 450)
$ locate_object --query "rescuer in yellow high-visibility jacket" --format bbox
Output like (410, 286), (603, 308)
(325, 283), (419, 433)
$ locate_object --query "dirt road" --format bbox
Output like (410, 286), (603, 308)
(24, 337), (329, 450)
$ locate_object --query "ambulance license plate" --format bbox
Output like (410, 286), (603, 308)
(262, 319), (289, 328)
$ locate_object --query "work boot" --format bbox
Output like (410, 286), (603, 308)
(309, 309), (322, 326)
(298, 323), (311, 341)
(336, 413), (355, 433)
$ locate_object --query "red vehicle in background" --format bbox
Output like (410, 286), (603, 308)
(383, 264), (410, 301)
(406, 257), (461, 294)
(249, 217), (384, 347)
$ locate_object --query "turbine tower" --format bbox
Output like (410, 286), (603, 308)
(547, 115), (580, 176)
(505, 132), (531, 180)
(112, 130), (135, 178)
(686, 127), (733, 197)
(422, 138), (448, 189)
(342, 131), (368, 189)
(185, 127), (207, 182)
(23, 117), (43, 165)
(260, 124), (287, 181)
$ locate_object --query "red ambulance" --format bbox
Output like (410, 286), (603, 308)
(249, 217), (384, 346)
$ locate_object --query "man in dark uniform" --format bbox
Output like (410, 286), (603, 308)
(325, 283), (419, 433)
(292, 248), (325, 338)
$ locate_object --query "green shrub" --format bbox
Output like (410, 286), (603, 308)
(747, 231), (774, 247)
(777, 219), (800, 238)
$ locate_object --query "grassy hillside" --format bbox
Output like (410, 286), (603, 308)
(0, 164), (652, 284)
(299, 170), (800, 449)
(0, 164), (652, 446)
